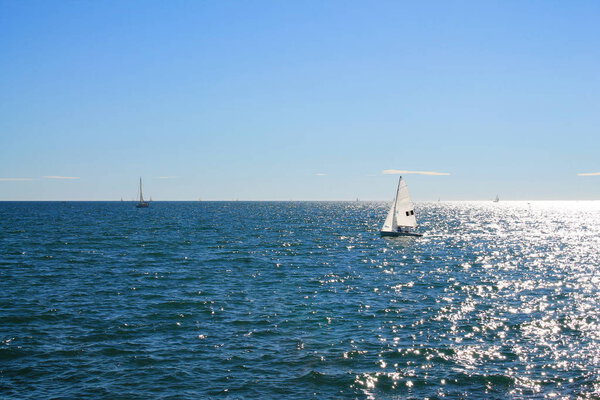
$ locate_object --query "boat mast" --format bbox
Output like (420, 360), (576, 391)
(392, 176), (402, 229)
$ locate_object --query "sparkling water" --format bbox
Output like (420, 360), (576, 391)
(1, 201), (599, 399)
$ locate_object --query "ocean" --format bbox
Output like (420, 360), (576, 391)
(1, 201), (599, 399)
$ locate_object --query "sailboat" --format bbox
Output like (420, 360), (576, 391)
(493, 195), (499, 203)
(136, 177), (149, 208)
(380, 176), (422, 237)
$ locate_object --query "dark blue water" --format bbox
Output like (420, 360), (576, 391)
(1, 201), (599, 399)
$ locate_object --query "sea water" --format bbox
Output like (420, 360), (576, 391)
(1, 201), (599, 399)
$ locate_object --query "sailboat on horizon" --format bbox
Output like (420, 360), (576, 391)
(493, 194), (499, 203)
(136, 177), (149, 208)
(380, 176), (422, 237)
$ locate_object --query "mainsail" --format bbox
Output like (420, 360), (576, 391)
(381, 177), (417, 232)
(136, 177), (149, 208)
(139, 177), (145, 203)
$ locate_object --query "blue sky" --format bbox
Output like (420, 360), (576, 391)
(1, 0), (599, 200)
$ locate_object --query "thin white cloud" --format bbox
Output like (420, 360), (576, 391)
(577, 172), (600, 176)
(0, 178), (33, 181)
(315, 173), (326, 176)
(382, 169), (450, 176)
(44, 176), (80, 180)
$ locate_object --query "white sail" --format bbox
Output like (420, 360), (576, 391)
(382, 204), (396, 232)
(139, 177), (145, 203)
(135, 177), (150, 208)
(381, 177), (417, 232)
(395, 178), (417, 227)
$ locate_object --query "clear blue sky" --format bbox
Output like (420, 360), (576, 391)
(1, 0), (599, 200)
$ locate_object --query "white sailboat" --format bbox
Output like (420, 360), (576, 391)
(136, 177), (149, 208)
(380, 176), (422, 237)
(493, 195), (499, 203)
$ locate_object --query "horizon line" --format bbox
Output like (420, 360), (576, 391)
(1, 199), (599, 202)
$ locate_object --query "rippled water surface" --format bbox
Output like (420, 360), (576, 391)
(1, 201), (599, 399)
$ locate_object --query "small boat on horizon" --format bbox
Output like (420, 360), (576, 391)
(493, 195), (499, 203)
(380, 176), (422, 237)
(136, 177), (149, 208)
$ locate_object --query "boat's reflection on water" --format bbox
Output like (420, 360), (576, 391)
(381, 234), (421, 251)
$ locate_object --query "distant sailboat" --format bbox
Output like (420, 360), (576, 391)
(136, 177), (149, 208)
(380, 176), (422, 237)
(493, 195), (499, 203)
